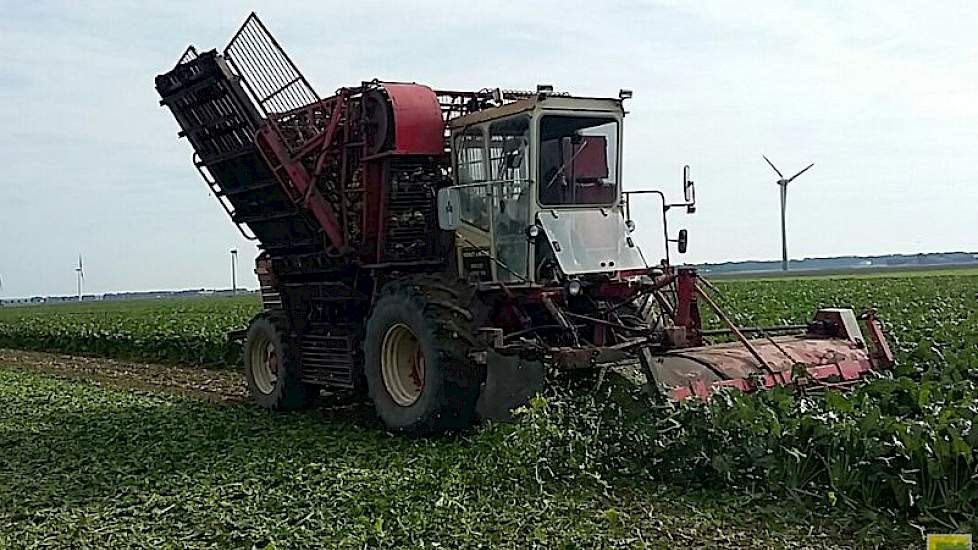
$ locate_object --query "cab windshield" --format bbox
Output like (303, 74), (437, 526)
(538, 116), (619, 206)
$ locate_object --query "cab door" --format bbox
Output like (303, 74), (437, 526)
(452, 126), (495, 281)
(487, 116), (531, 283)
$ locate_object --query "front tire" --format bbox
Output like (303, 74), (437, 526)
(243, 314), (313, 410)
(363, 277), (483, 434)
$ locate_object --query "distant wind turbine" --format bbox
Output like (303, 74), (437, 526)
(763, 155), (814, 271)
(75, 255), (85, 301)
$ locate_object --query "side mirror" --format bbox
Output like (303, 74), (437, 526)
(677, 229), (688, 254)
(683, 165), (696, 207)
(437, 187), (461, 231)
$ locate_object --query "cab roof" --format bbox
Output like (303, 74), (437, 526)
(448, 95), (624, 129)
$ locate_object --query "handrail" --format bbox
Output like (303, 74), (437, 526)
(621, 189), (696, 265)
(193, 153), (257, 241)
(622, 190), (671, 264)
(447, 178), (531, 190)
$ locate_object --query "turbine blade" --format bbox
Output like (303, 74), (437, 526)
(762, 155), (785, 179)
(787, 163), (814, 183)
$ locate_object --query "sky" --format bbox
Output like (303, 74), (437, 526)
(0, 0), (976, 297)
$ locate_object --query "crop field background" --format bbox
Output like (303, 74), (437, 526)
(0, 296), (259, 366)
(1, 269), (977, 547)
(708, 264), (978, 281)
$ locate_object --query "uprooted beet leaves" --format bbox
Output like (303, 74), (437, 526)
(492, 371), (977, 533)
(483, 271), (978, 533)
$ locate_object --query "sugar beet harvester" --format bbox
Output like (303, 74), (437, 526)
(156, 14), (894, 434)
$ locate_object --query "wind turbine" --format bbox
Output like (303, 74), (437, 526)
(75, 254), (85, 301)
(763, 156), (814, 271)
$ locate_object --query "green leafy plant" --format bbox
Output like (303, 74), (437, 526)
(0, 296), (260, 366)
(487, 271), (978, 533)
(2, 270), (978, 538)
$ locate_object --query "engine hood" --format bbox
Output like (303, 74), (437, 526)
(537, 208), (648, 275)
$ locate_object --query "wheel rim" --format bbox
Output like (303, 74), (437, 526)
(250, 334), (279, 394)
(381, 323), (425, 406)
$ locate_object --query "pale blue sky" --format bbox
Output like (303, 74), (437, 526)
(1, 1), (976, 297)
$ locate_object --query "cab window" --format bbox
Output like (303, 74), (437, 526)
(455, 127), (490, 230)
(488, 116), (529, 181)
(538, 116), (618, 206)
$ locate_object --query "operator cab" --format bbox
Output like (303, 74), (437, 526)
(439, 92), (685, 286)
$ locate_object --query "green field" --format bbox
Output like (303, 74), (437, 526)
(2, 268), (977, 546)
(0, 366), (899, 548)
(0, 295), (260, 366)
(3, 267), (975, 371)
(707, 263), (978, 281)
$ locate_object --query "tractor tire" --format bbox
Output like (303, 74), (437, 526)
(243, 313), (314, 411)
(363, 277), (484, 434)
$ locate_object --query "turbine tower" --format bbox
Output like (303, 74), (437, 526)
(230, 249), (238, 296)
(763, 156), (814, 271)
(75, 254), (85, 301)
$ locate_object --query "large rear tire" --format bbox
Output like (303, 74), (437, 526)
(243, 314), (314, 411)
(363, 277), (483, 434)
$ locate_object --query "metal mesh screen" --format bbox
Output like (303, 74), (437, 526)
(223, 13), (320, 116)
